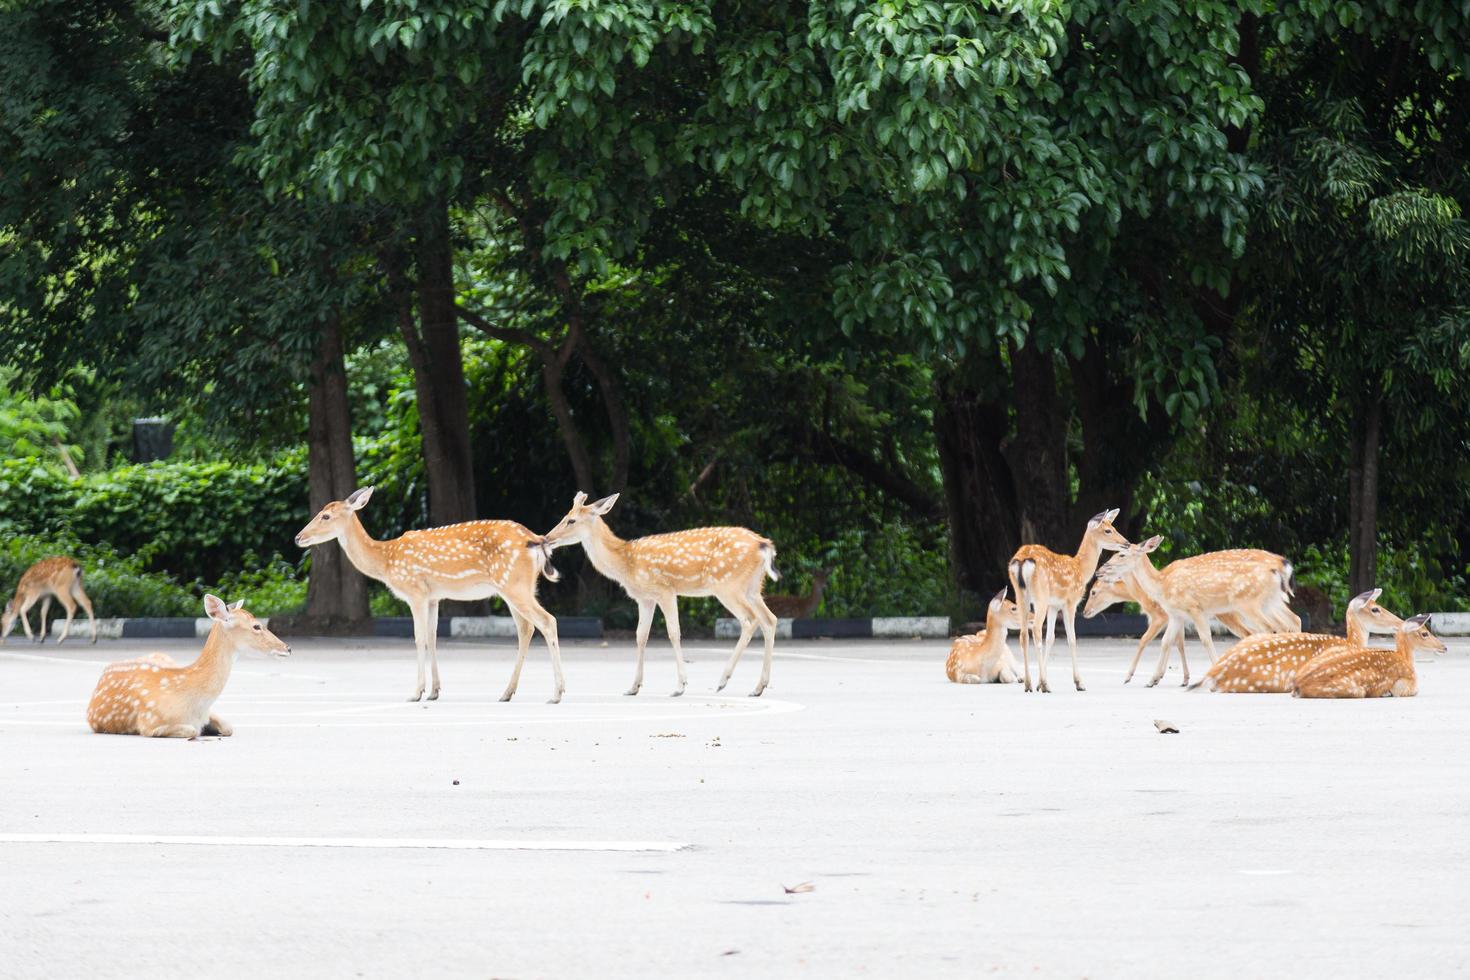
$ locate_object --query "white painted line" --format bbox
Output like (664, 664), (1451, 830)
(772, 651), (918, 665)
(0, 649), (333, 681)
(0, 833), (689, 852)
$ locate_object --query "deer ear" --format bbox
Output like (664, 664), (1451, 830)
(1105, 508), (1120, 523)
(228, 599), (245, 611)
(589, 492), (620, 515)
(573, 491), (588, 506)
(1141, 535), (1163, 552)
(1349, 588), (1381, 609)
(344, 486), (374, 510)
(203, 594), (234, 624)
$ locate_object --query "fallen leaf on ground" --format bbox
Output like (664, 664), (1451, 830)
(1154, 719), (1179, 734)
(783, 881), (816, 894)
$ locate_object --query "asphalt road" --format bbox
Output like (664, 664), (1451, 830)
(2, 633), (1467, 978)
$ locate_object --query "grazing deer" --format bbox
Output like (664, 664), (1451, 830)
(86, 595), (289, 738)
(946, 589), (1022, 684)
(1192, 588), (1403, 693)
(537, 492), (779, 697)
(1291, 613), (1445, 699)
(764, 568), (831, 620)
(1007, 509), (1131, 693)
(2, 556), (97, 644)
(1094, 537), (1299, 686)
(1083, 566), (1264, 684)
(295, 487), (565, 703)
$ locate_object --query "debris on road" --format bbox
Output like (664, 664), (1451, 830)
(1154, 719), (1180, 734)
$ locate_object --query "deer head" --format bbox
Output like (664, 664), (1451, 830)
(538, 491), (620, 551)
(295, 486), (374, 548)
(1400, 614), (1446, 655)
(204, 594), (291, 658)
(1083, 572), (1137, 618)
(1346, 588), (1400, 632)
(988, 588), (1022, 631)
(1094, 534), (1163, 581)
(1085, 508), (1129, 551)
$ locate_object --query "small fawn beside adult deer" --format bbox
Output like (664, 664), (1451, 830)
(537, 492), (779, 697)
(296, 487), (565, 703)
(2, 556), (96, 644)
(764, 568), (830, 620)
(1292, 614), (1445, 698)
(946, 589), (1022, 684)
(86, 595), (289, 738)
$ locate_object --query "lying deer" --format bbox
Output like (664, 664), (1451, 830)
(945, 589), (1022, 683)
(537, 492), (779, 697)
(1292, 614), (1445, 699)
(1094, 537), (1299, 687)
(2, 556), (97, 644)
(1007, 509), (1131, 692)
(86, 595), (289, 738)
(1191, 588), (1403, 693)
(296, 487), (564, 703)
(764, 568), (830, 620)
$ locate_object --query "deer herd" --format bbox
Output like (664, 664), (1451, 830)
(0, 491), (1452, 739)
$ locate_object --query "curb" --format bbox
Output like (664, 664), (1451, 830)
(38, 616), (604, 641)
(715, 616), (950, 639)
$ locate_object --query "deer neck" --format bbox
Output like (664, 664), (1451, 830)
(1394, 631), (1418, 669)
(1074, 534), (1106, 582)
(183, 623), (238, 702)
(335, 514), (389, 581)
(582, 520), (632, 582)
(1345, 613), (1365, 646)
(1123, 556), (1164, 604)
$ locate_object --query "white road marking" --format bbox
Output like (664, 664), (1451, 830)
(0, 833), (689, 852)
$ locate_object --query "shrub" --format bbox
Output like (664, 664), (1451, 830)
(0, 535), (197, 618)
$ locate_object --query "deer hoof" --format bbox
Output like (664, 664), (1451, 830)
(670, 689), (684, 698)
(498, 692), (514, 703)
(1146, 678), (1161, 688)
(624, 687), (641, 697)
(407, 692), (424, 702)
(427, 690), (440, 702)
(1075, 683), (1086, 692)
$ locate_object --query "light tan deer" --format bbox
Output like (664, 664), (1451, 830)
(1095, 536), (1300, 687)
(1292, 613), (1445, 698)
(537, 492), (779, 697)
(2, 556), (96, 644)
(1192, 588), (1404, 693)
(1007, 508), (1130, 693)
(295, 486), (565, 703)
(946, 589), (1022, 684)
(1084, 565), (1267, 684)
(764, 568), (830, 620)
(86, 595), (289, 738)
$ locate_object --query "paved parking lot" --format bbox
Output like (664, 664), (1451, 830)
(2, 634), (1467, 978)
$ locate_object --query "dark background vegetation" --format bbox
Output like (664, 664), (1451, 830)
(1, 1), (1467, 628)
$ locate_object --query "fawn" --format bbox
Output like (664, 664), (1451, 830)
(946, 589), (1022, 683)
(2, 556), (97, 644)
(764, 568), (830, 619)
(86, 595), (289, 738)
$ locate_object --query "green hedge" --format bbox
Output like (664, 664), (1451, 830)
(0, 535), (198, 618)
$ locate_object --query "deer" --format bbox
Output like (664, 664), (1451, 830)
(1291, 613), (1445, 699)
(946, 588), (1023, 683)
(2, 556), (97, 644)
(1191, 588), (1404, 693)
(1093, 536), (1300, 687)
(536, 491), (779, 697)
(1083, 564), (1271, 684)
(86, 595), (289, 738)
(295, 486), (565, 703)
(1007, 508), (1131, 693)
(764, 568), (831, 620)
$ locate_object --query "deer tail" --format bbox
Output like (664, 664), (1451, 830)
(759, 540), (780, 582)
(528, 540), (560, 584)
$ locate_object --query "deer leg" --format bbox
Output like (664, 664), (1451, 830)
(1015, 585), (1033, 693)
(505, 592), (564, 704)
(657, 596), (687, 697)
(18, 599), (35, 642)
(202, 713), (234, 737)
(142, 722), (201, 738)
(715, 594), (758, 693)
(748, 593), (777, 697)
(37, 596), (51, 643)
(627, 599), (656, 696)
(1036, 607), (1058, 694)
(73, 583), (96, 643)
(425, 600), (442, 701)
(1124, 616), (1163, 684)
(500, 608), (534, 702)
(1063, 605), (1084, 692)
(55, 593), (77, 644)
(1176, 632), (1192, 687)
(1192, 613), (1220, 663)
(407, 600), (430, 702)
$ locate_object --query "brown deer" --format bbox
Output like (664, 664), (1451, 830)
(1292, 613), (1445, 699)
(946, 589), (1022, 683)
(764, 568), (830, 619)
(295, 487), (565, 703)
(537, 492), (779, 697)
(2, 556), (96, 644)
(1191, 588), (1404, 693)
(1007, 509), (1131, 693)
(86, 595), (290, 738)
(1094, 537), (1299, 686)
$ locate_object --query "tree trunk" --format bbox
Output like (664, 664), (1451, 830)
(302, 313), (371, 631)
(1348, 399), (1382, 596)
(1002, 340), (1072, 551)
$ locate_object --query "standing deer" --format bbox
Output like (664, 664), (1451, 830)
(1192, 588), (1404, 693)
(1007, 509), (1131, 693)
(764, 568), (831, 620)
(295, 487), (565, 703)
(1083, 564), (1270, 684)
(1292, 614), (1445, 699)
(536, 492), (779, 697)
(2, 556), (97, 644)
(945, 589), (1022, 684)
(86, 595), (289, 738)
(1094, 536), (1300, 687)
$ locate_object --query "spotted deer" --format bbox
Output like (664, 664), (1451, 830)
(1083, 564), (1266, 684)
(86, 595), (289, 738)
(1291, 613), (1445, 699)
(1094, 537), (1300, 687)
(537, 492), (779, 697)
(764, 568), (830, 620)
(1007, 509), (1131, 693)
(946, 589), (1022, 684)
(1192, 588), (1404, 693)
(2, 556), (96, 644)
(295, 487), (565, 703)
